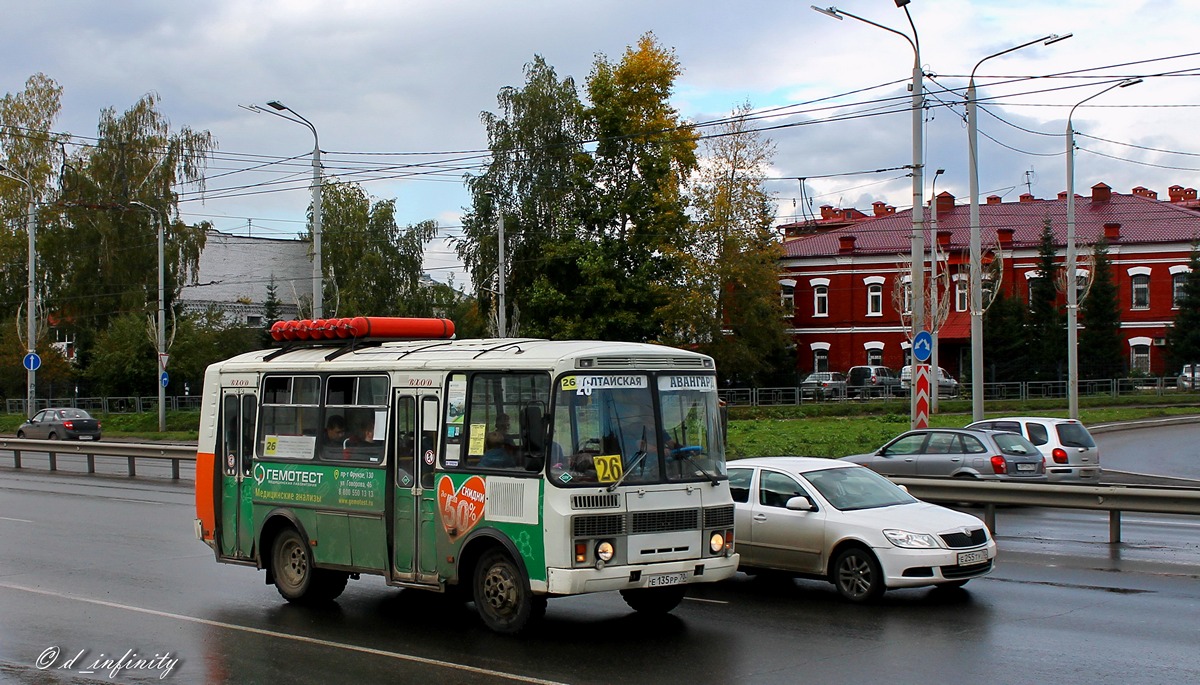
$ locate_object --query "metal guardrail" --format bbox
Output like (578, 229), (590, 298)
(719, 377), (1189, 407)
(0, 438), (195, 480)
(2, 439), (1196, 546)
(893, 477), (1200, 544)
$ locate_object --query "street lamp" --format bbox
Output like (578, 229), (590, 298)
(1066, 78), (1141, 418)
(0, 163), (38, 418)
(264, 100), (324, 319)
(813, 1), (925, 428)
(929, 168), (944, 414)
(129, 201), (167, 432)
(966, 33), (1071, 421)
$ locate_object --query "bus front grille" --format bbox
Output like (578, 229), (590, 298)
(573, 514), (626, 537)
(631, 509), (698, 534)
(703, 505), (734, 529)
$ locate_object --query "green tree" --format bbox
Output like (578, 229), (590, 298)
(1167, 247), (1200, 371)
(312, 180), (439, 318)
(579, 32), (699, 342)
(1026, 217), (1064, 380)
(169, 307), (260, 394)
(1078, 239), (1124, 379)
(458, 55), (589, 334)
(0, 74), (66, 370)
(663, 102), (787, 385)
(983, 291), (1027, 383)
(84, 313), (155, 396)
(261, 277), (283, 347)
(50, 92), (215, 377)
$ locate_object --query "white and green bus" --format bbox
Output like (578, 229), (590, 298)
(194, 317), (738, 633)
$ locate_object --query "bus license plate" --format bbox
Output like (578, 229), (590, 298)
(1016, 463), (1035, 471)
(957, 549), (987, 566)
(647, 572), (688, 587)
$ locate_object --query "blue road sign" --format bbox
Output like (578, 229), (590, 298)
(913, 330), (933, 363)
(23, 352), (41, 372)
(160, 371), (169, 388)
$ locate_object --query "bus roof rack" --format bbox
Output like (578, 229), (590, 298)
(263, 317), (456, 361)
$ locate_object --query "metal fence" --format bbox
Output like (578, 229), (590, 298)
(4, 395), (204, 415)
(719, 377), (1189, 407)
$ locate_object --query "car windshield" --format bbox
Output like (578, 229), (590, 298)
(803, 466), (916, 511)
(993, 433), (1038, 456)
(549, 373), (726, 487)
(1056, 423), (1095, 448)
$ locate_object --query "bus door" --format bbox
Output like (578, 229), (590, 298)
(218, 391), (257, 559)
(391, 392), (441, 584)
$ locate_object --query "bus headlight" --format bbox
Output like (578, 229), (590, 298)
(595, 540), (615, 562)
(709, 531), (725, 554)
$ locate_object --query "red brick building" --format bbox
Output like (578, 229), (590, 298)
(778, 183), (1200, 379)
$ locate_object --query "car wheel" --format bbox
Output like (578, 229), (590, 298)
(620, 585), (687, 614)
(16, 430), (24, 438)
(47, 432), (58, 440)
(832, 547), (884, 602)
(473, 549), (536, 634)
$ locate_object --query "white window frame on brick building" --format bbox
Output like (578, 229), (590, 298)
(864, 276), (885, 317)
(811, 342), (831, 372)
(864, 341), (884, 366)
(954, 274), (968, 312)
(779, 278), (797, 318)
(1129, 267), (1152, 310)
(1129, 336), (1152, 374)
(809, 278), (829, 318)
(1171, 265), (1191, 309)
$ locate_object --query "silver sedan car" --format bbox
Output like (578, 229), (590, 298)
(842, 428), (1046, 481)
(729, 457), (996, 601)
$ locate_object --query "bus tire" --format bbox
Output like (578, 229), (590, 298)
(473, 549), (535, 634)
(271, 527), (321, 604)
(620, 585), (686, 614)
(312, 570), (349, 601)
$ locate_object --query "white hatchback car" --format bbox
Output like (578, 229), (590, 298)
(728, 457), (996, 602)
(966, 416), (1101, 484)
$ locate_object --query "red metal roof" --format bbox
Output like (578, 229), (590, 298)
(782, 189), (1200, 258)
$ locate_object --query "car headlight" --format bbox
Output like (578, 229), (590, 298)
(883, 529), (940, 549)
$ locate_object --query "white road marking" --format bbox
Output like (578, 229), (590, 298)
(0, 516), (34, 523)
(0, 582), (569, 685)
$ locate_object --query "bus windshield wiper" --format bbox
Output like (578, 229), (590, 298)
(607, 450), (649, 492)
(673, 446), (720, 486)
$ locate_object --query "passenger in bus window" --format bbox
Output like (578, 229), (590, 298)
(322, 415), (347, 458)
(478, 430), (516, 468)
(342, 415), (380, 461)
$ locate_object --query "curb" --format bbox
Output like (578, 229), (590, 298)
(1089, 414), (1200, 434)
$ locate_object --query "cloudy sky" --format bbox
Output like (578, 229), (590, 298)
(6, 0), (1200, 287)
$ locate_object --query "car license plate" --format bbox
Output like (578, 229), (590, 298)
(647, 572), (688, 587)
(957, 549), (988, 565)
(79, 435), (94, 441)
(1016, 463), (1035, 471)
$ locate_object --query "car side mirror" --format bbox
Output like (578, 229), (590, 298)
(785, 495), (817, 512)
(897, 484), (909, 493)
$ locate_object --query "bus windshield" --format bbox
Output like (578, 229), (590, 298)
(549, 373), (726, 487)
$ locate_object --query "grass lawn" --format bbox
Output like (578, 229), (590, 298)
(726, 395), (1200, 459)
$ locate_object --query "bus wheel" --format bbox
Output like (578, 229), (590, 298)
(473, 549), (535, 634)
(312, 570), (349, 601)
(272, 528), (319, 603)
(620, 585), (686, 614)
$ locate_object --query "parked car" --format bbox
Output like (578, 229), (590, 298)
(1178, 364), (1199, 391)
(800, 371), (847, 400)
(17, 408), (103, 441)
(842, 428), (1047, 481)
(966, 417), (1100, 484)
(846, 365), (901, 398)
(898, 365), (960, 398)
(729, 456), (996, 601)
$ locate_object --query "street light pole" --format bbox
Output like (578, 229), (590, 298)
(812, 1), (924, 428)
(1066, 78), (1141, 419)
(497, 209), (507, 338)
(966, 33), (1071, 421)
(0, 164), (38, 418)
(929, 168), (944, 414)
(266, 101), (323, 319)
(130, 201), (167, 432)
